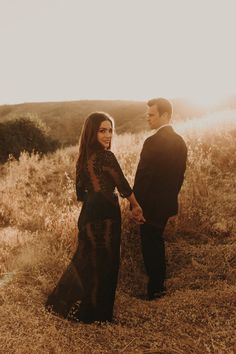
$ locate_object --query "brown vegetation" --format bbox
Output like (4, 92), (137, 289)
(0, 116), (59, 163)
(0, 112), (236, 353)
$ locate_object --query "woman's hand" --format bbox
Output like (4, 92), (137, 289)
(131, 205), (146, 224)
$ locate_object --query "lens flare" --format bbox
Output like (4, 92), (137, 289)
(175, 109), (236, 137)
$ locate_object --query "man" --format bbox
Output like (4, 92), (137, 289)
(133, 98), (187, 300)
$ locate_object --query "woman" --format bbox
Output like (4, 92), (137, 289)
(46, 112), (144, 323)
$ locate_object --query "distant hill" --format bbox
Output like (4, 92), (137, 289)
(217, 96), (236, 110)
(0, 98), (221, 146)
(0, 100), (145, 145)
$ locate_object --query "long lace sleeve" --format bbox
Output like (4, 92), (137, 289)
(102, 150), (132, 198)
(75, 160), (86, 201)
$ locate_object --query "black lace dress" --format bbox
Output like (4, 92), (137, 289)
(46, 149), (132, 323)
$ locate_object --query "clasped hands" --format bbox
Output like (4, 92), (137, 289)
(130, 205), (146, 224)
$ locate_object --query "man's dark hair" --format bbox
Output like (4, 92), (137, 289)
(147, 98), (173, 117)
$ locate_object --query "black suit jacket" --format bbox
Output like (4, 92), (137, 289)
(133, 126), (187, 225)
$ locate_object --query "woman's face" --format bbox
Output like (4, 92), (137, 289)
(97, 120), (113, 149)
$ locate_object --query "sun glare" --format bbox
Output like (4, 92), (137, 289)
(175, 109), (236, 137)
(184, 94), (226, 110)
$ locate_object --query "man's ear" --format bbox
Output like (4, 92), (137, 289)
(162, 112), (169, 121)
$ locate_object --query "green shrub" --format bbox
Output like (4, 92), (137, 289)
(0, 117), (60, 163)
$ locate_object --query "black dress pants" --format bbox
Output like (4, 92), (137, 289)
(140, 219), (168, 295)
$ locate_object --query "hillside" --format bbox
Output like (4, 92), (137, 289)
(0, 99), (208, 146)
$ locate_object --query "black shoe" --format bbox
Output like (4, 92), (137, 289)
(148, 287), (167, 301)
(133, 293), (149, 301)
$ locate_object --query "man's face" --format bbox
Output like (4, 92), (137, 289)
(146, 104), (162, 129)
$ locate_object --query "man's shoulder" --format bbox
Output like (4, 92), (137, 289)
(161, 126), (186, 144)
(173, 131), (187, 149)
(149, 128), (187, 155)
(142, 127), (186, 149)
(141, 134), (157, 150)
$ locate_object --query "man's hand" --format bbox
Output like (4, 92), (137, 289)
(131, 205), (146, 224)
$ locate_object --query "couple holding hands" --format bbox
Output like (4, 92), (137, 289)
(46, 97), (187, 324)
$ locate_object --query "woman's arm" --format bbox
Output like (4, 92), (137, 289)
(103, 151), (145, 223)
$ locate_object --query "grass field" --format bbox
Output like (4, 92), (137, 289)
(0, 110), (236, 353)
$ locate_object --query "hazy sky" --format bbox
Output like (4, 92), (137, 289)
(1, 0), (236, 106)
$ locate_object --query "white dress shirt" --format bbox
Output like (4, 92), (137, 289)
(155, 124), (172, 133)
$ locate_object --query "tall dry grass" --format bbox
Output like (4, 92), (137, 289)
(0, 110), (236, 353)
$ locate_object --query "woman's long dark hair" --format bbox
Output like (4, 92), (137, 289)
(76, 112), (114, 177)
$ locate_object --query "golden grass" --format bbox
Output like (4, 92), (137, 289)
(0, 111), (236, 353)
